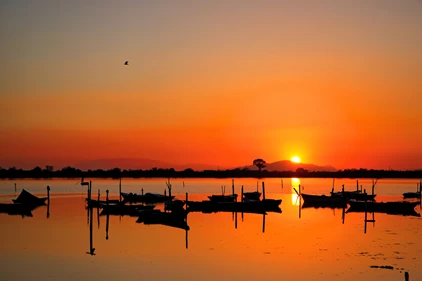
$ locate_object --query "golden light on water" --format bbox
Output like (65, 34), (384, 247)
(291, 177), (300, 206)
(291, 156), (301, 163)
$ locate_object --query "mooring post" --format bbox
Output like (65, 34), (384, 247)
(241, 186), (244, 203)
(232, 179), (235, 196)
(106, 213), (109, 240)
(356, 180), (359, 191)
(364, 189), (367, 234)
(262, 182), (266, 200)
(141, 188), (144, 195)
(119, 178), (122, 203)
(106, 190), (109, 206)
(298, 184), (301, 195)
(342, 184), (345, 197)
(281, 179), (284, 189)
(47, 185), (50, 203)
(47, 186), (50, 218)
(98, 189), (100, 203)
(405, 271), (409, 281)
(262, 213), (266, 233)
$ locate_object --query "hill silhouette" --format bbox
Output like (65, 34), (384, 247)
(243, 160), (337, 172)
(74, 158), (335, 172)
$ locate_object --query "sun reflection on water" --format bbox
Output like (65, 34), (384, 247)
(291, 177), (300, 206)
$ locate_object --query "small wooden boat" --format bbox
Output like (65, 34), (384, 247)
(121, 192), (174, 204)
(208, 194), (238, 202)
(347, 200), (421, 216)
(0, 203), (34, 217)
(330, 190), (376, 201)
(242, 191), (261, 201)
(136, 210), (189, 230)
(301, 200), (347, 209)
(185, 199), (281, 214)
(86, 199), (120, 208)
(403, 192), (421, 199)
(165, 199), (185, 211)
(99, 203), (156, 216)
(12, 189), (47, 206)
(301, 193), (346, 204)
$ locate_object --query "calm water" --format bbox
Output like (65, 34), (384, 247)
(0, 178), (421, 281)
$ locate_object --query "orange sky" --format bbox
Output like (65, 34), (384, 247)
(1, 1), (421, 170)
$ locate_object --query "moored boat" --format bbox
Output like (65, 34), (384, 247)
(0, 203), (34, 217)
(403, 192), (421, 199)
(301, 193), (346, 204)
(347, 200), (421, 216)
(242, 191), (261, 201)
(208, 194), (238, 202)
(186, 199), (281, 214)
(121, 192), (174, 204)
(12, 189), (47, 206)
(331, 190), (376, 201)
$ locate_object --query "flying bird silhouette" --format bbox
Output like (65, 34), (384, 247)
(124, 61), (129, 65)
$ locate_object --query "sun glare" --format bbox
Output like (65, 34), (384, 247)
(291, 156), (301, 163)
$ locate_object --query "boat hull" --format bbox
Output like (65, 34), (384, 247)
(347, 200), (421, 216)
(301, 193), (346, 204)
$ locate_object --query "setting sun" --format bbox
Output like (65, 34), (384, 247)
(291, 156), (301, 163)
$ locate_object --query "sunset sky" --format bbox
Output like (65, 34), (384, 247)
(1, 0), (421, 170)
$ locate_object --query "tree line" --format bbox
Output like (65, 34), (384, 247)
(0, 165), (421, 179)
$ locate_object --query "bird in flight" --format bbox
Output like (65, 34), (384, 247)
(124, 61), (129, 65)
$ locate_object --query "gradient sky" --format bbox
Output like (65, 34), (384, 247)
(1, 0), (421, 170)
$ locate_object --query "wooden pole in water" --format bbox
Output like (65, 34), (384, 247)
(47, 186), (50, 218)
(360, 185), (363, 193)
(405, 271), (409, 281)
(299, 195), (301, 219)
(241, 186), (244, 203)
(232, 179), (234, 197)
(262, 213), (266, 233)
(141, 188), (144, 195)
(364, 189), (367, 234)
(97, 189), (100, 202)
(356, 180), (359, 191)
(106, 213), (109, 240)
(262, 182), (266, 200)
(299, 185), (301, 195)
(342, 184), (345, 197)
(281, 179), (283, 189)
(119, 178), (122, 203)
(106, 190), (109, 205)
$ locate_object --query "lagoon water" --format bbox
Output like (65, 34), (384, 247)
(0, 178), (421, 281)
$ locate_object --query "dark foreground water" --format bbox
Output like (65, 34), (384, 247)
(0, 178), (421, 281)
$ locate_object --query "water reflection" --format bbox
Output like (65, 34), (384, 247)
(87, 204), (95, 255)
(291, 178), (300, 206)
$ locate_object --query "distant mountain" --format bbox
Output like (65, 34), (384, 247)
(242, 160), (337, 172)
(73, 158), (223, 171)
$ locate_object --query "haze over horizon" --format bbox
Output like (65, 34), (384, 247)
(1, 1), (421, 171)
